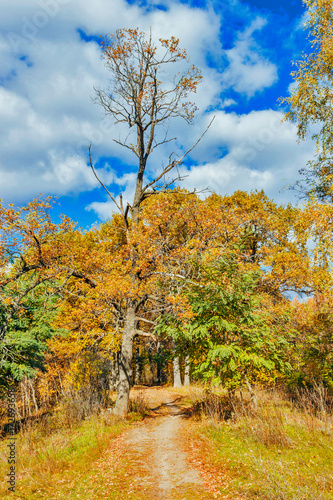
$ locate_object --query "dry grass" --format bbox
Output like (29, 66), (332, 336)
(187, 386), (234, 426)
(0, 390), (144, 500)
(245, 409), (293, 447)
(239, 389), (294, 448)
(129, 390), (151, 416)
(187, 385), (333, 500)
(2, 384), (332, 499)
(249, 454), (329, 500)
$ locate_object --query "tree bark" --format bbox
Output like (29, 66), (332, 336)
(173, 342), (182, 387)
(156, 341), (162, 385)
(109, 352), (119, 391)
(245, 377), (257, 410)
(28, 378), (38, 415)
(184, 354), (190, 386)
(134, 347), (140, 385)
(113, 304), (136, 416)
(0, 323), (6, 342)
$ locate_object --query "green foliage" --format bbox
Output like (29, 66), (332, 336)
(287, 295), (333, 390)
(282, 0), (333, 201)
(156, 255), (292, 389)
(0, 287), (65, 390)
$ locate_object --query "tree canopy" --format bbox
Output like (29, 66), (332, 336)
(2, 26), (333, 421)
(282, 0), (333, 200)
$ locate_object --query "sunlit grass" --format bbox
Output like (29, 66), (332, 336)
(0, 408), (143, 499)
(192, 388), (333, 499)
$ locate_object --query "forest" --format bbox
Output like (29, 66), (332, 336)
(1, 1), (333, 499)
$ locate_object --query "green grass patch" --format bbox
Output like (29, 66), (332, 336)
(0, 410), (144, 499)
(195, 393), (333, 499)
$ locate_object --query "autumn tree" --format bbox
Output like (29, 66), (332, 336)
(288, 294), (333, 388)
(44, 185), (315, 410)
(155, 256), (292, 393)
(91, 28), (206, 415)
(0, 198), (97, 394)
(282, 0), (333, 200)
(151, 191), (314, 393)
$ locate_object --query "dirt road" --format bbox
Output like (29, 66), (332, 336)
(120, 387), (214, 499)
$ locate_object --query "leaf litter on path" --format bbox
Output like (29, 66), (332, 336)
(117, 387), (221, 499)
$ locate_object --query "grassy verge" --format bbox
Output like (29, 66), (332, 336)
(0, 405), (145, 499)
(187, 387), (333, 500)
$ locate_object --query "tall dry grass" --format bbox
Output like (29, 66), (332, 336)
(189, 383), (333, 500)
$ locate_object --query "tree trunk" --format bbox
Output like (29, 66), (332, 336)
(245, 377), (257, 410)
(0, 322), (7, 342)
(156, 341), (162, 385)
(109, 352), (119, 391)
(113, 304), (136, 416)
(28, 379), (38, 415)
(173, 342), (182, 387)
(148, 341), (155, 385)
(184, 354), (190, 386)
(134, 347), (140, 385)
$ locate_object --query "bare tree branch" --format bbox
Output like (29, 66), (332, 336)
(142, 116), (215, 196)
(88, 145), (131, 228)
(135, 317), (157, 325)
(135, 329), (156, 340)
(88, 145), (121, 212)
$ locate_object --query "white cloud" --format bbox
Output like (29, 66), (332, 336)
(182, 159), (274, 195)
(222, 17), (278, 96)
(0, 0), (308, 217)
(0, 0), (225, 203)
(86, 170), (137, 219)
(295, 12), (310, 31)
(88, 107), (315, 218)
(179, 109), (315, 204)
(41, 152), (96, 187)
(288, 81), (298, 95)
(86, 200), (115, 220)
(0, 151), (97, 201)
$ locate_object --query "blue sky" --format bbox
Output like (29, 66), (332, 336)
(0, 0), (314, 227)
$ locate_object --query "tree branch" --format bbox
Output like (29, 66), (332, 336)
(89, 145), (122, 213)
(135, 317), (157, 325)
(134, 329), (156, 340)
(142, 116), (215, 195)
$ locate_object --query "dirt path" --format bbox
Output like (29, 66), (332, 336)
(121, 388), (213, 499)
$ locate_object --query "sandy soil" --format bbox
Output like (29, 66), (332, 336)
(121, 387), (213, 499)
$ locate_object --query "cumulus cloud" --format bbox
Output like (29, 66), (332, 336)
(0, 0), (225, 203)
(183, 160), (274, 194)
(179, 109), (315, 204)
(0, 151), (98, 201)
(222, 17), (278, 96)
(89, 108), (315, 219)
(86, 170), (137, 220)
(0, 0), (308, 218)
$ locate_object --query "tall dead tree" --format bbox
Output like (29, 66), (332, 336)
(92, 28), (209, 416)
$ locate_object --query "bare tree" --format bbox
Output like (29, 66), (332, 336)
(92, 28), (211, 416)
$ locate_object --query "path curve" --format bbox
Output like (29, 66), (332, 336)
(122, 389), (212, 499)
